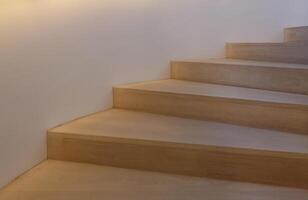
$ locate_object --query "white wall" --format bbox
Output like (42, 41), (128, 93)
(288, 0), (308, 25)
(0, 0), (307, 188)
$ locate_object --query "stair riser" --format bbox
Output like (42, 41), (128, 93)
(171, 61), (308, 95)
(48, 133), (308, 189)
(226, 43), (308, 64)
(113, 88), (308, 135)
(285, 27), (308, 42)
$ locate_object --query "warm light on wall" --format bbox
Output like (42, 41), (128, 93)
(0, 0), (155, 19)
(0, 0), (156, 45)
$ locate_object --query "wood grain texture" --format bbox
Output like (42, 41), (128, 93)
(48, 132), (308, 189)
(171, 59), (308, 95)
(113, 81), (308, 135)
(285, 26), (308, 42)
(226, 42), (308, 64)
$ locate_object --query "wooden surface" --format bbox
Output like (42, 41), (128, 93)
(49, 109), (308, 153)
(48, 109), (308, 188)
(113, 80), (308, 134)
(171, 59), (308, 94)
(226, 42), (308, 64)
(2, 160), (308, 200)
(284, 26), (308, 42)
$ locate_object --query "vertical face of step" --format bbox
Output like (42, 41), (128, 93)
(285, 26), (308, 42)
(226, 43), (308, 64)
(48, 132), (308, 189)
(171, 59), (308, 95)
(113, 80), (308, 135)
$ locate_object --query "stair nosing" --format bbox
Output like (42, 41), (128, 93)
(226, 42), (308, 46)
(172, 59), (308, 69)
(285, 26), (308, 30)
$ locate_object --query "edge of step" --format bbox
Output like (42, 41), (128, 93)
(171, 58), (308, 69)
(226, 42), (308, 46)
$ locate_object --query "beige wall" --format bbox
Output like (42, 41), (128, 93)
(0, 0), (307, 188)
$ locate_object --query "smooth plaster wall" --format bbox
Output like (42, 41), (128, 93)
(0, 0), (307, 188)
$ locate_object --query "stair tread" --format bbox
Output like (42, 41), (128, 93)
(1, 160), (308, 200)
(175, 58), (308, 69)
(51, 109), (308, 154)
(115, 79), (308, 106)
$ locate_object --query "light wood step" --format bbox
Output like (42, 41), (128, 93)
(2, 160), (308, 199)
(47, 109), (308, 188)
(226, 42), (308, 64)
(171, 59), (308, 94)
(285, 26), (308, 42)
(113, 80), (308, 134)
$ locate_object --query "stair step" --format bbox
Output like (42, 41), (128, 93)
(171, 59), (308, 94)
(285, 26), (308, 42)
(48, 109), (308, 188)
(2, 160), (308, 199)
(113, 79), (308, 134)
(226, 42), (308, 64)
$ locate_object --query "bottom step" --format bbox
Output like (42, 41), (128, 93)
(1, 160), (308, 200)
(47, 109), (308, 188)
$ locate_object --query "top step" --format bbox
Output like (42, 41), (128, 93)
(285, 26), (308, 42)
(226, 42), (308, 64)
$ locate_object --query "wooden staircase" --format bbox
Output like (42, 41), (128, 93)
(2, 26), (308, 199)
